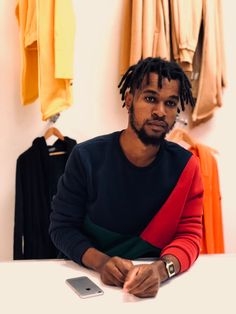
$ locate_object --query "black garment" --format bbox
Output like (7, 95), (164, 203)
(13, 136), (76, 259)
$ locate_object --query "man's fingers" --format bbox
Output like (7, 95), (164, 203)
(101, 271), (123, 287)
(108, 257), (133, 281)
(132, 283), (159, 298)
(128, 278), (159, 296)
(100, 257), (133, 287)
(123, 266), (140, 291)
(116, 259), (133, 276)
(111, 265), (126, 283)
(123, 264), (161, 295)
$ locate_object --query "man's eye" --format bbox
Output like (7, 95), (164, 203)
(145, 96), (156, 103)
(166, 100), (177, 108)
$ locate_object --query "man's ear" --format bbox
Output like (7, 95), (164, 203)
(124, 92), (133, 111)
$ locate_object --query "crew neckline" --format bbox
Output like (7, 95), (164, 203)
(114, 130), (165, 171)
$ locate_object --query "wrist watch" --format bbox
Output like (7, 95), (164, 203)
(161, 257), (176, 278)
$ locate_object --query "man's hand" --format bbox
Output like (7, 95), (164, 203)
(99, 256), (134, 287)
(81, 248), (178, 297)
(123, 262), (164, 298)
(81, 248), (133, 287)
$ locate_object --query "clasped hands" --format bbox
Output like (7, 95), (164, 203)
(98, 256), (162, 298)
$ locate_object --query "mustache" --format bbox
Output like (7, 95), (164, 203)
(145, 117), (169, 129)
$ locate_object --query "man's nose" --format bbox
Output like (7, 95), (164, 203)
(152, 102), (166, 118)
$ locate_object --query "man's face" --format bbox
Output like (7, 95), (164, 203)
(126, 73), (179, 146)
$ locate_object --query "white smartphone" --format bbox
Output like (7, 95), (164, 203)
(66, 276), (104, 298)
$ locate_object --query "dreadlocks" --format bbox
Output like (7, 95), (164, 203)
(118, 57), (195, 111)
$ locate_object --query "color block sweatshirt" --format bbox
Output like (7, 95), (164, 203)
(50, 131), (203, 272)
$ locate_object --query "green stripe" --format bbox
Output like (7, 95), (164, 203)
(83, 216), (161, 259)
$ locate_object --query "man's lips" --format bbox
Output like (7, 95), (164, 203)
(146, 120), (168, 129)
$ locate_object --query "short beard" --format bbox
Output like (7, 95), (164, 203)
(129, 104), (175, 147)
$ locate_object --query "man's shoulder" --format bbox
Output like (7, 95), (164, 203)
(74, 131), (120, 153)
(165, 140), (193, 158)
(164, 140), (201, 173)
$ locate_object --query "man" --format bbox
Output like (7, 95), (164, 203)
(50, 57), (203, 298)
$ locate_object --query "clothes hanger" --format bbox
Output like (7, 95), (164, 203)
(44, 127), (64, 141)
(167, 128), (196, 148)
(168, 128), (218, 154)
(44, 127), (66, 156)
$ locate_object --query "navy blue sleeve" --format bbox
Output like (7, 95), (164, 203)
(49, 145), (93, 264)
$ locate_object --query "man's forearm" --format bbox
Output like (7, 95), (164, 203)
(81, 247), (110, 272)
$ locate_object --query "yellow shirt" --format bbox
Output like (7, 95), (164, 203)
(16, 0), (75, 120)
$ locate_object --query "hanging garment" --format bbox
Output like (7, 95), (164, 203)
(191, 0), (227, 123)
(119, 0), (227, 124)
(15, 0), (76, 120)
(15, 0), (38, 104)
(170, 0), (203, 72)
(170, 0), (226, 123)
(168, 128), (224, 253)
(189, 143), (224, 253)
(119, 0), (170, 75)
(13, 136), (77, 259)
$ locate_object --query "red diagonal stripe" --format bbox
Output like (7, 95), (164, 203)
(140, 155), (197, 247)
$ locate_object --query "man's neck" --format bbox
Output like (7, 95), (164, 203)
(119, 128), (160, 167)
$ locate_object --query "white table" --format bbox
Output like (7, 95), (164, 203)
(1, 254), (235, 314)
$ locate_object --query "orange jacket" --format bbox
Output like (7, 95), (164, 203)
(189, 143), (224, 253)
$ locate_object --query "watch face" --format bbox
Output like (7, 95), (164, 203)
(168, 263), (175, 274)
(163, 259), (176, 278)
(161, 258), (176, 278)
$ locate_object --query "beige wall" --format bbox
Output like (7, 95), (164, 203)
(0, 0), (235, 261)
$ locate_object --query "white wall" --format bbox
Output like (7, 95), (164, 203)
(0, 0), (235, 261)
